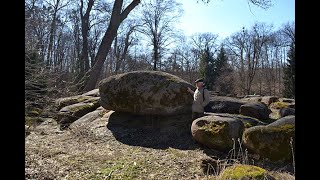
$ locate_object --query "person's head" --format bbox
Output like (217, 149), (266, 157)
(194, 78), (204, 88)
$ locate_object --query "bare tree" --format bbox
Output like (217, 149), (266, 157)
(246, 23), (272, 94)
(113, 19), (141, 74)
(88, 27), (102, 66)
(25, 0), (279, 95)
(25, 0), (52, 62)
(138, 0), (183, 71)
(226, 23), (273, 95)
(200, 0), (272, 9)
(191, 32), (218, 55)
(44, 0), (70, 68)
(166, 35), (201, 83)
(79, 0), (95, 77)
(87, 0), (113, 67)
(190, 32), (219, 78)
(281, 21), (295, 46)
(68, 9), (82, 75)
(82, 0), (141, 92)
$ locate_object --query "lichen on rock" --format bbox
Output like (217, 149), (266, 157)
(57, 101), (101, 129)
(191, 115), (244, 151)
(55, 95), (98, 111)
(242, 116), (295, 162)
(98, 71), (194, 116)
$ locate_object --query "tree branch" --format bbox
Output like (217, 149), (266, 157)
(120, 0), (141, 22)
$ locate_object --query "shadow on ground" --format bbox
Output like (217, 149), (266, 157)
(106, 111), (294, 174)
(106, 111), (200, 150)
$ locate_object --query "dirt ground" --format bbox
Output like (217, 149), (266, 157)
(25, 111), (295, 179)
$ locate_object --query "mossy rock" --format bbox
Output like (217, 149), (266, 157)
(69, 107), (106, 129)
(261, 96), (279, 106)
(220, 164), (269, 180)
(57, 101), (100, 128)
(242, 116), (295, 162)
(267, 115), (295, 127)
(81, 88), (100, 97)
(205, 113), (267, 128)
(191, 115), (244, 152)
(269, 101), (291, 109)
(239, 102), (271, 121)
(208, 96), (248, 114)
(27, 110), (40, 117)
(55, 95), (98, 111)
(241, 96), (262, 103)
(25, 116), (46, 127)
(25, 107), (43, 117)
(280, 98), (295, 103)
(98, 71), (194, 116)
(268, 109), (281, 120)
(279, 108), (295, 117)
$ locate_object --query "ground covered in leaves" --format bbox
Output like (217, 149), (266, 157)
(25, 111), (295, 179)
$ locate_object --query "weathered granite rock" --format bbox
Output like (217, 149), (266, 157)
(191, 115), (244, 151)
(242, 116), (295, 162)
(239, 102), (271, 121)
(99, 71), (194, 116)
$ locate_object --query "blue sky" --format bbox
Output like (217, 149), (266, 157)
(177, 0), (295, 39)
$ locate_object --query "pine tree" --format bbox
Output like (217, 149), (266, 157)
(216, 45), (228, 77)
(283, 43), (295, 98)
(199, 47), (208, 80)
(199, 45), (231, 91)
(199, 47), (215, 90)
(215, 45), (235, 94)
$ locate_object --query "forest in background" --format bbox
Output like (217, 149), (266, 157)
(25, 0), (295, 113)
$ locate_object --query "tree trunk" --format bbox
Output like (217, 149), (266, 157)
(120, 27), (134, 72)
(83, 26), (118, 91)
(114, 35), (121, 74)
(78, 0), (94, 80)
(46, 9), (58, 67)
(82, 0), (140, 92)
(153, 38), (159, 71)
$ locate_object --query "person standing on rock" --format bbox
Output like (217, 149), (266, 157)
(187, 78), (210, 120)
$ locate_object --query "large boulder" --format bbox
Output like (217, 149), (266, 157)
(239, 102), (271, 121)
(267, 115), (295, 127)
(279, 108), (295, 117)
(272, 98), (295, 109)
(99, 71), (194, 116)
(242, 116), (295, 162)
(206, 96), (247, 114)
(191, 115), (244, 152)
(205, 113), (267, 128)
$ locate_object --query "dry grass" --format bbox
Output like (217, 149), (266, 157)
(25, 114), (295, 180)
